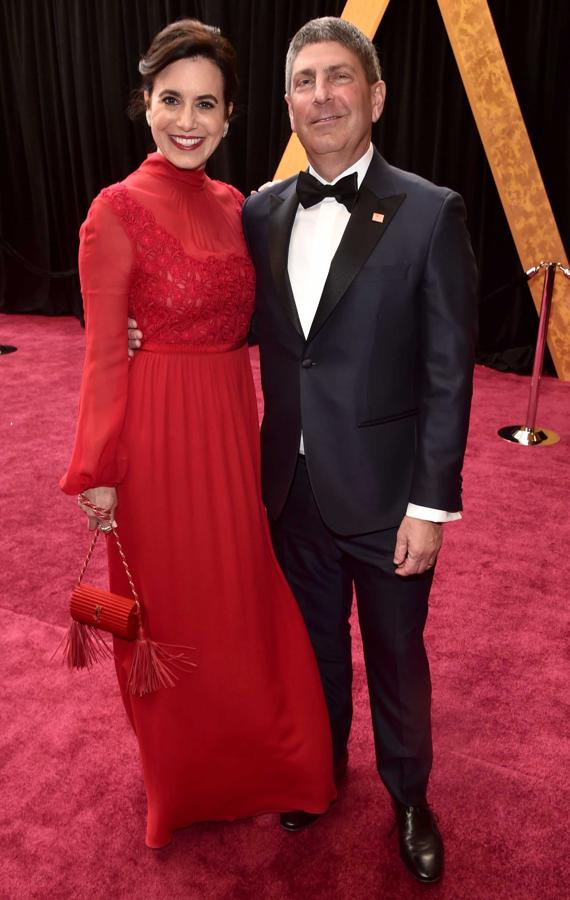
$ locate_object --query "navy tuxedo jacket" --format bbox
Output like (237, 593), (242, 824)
(242, 148), (478, 535)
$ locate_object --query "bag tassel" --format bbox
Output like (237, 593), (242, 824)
(61, 619), (113, 669)
(127, 624), (197, 697)
(64, 497), (197, 695)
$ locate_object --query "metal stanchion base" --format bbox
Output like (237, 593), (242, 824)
(498, 425), (560, 446)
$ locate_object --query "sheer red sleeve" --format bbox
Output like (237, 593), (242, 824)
(60, 196), (134, 495)
(226, 183), (246, 212)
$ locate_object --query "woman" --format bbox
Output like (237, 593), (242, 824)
(61, 19), (335, 849)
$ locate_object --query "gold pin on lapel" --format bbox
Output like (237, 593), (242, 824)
(372, 212), (385, 223)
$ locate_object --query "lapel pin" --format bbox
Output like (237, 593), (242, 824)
(372, 212), (385, 223)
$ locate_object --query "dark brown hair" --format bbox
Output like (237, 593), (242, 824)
(128, 19), (238, 118)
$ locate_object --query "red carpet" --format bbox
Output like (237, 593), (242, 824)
(1, 313), (569, 899)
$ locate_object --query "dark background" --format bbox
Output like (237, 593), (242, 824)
(0, 0), (568, 373)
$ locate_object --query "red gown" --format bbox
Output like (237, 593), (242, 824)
(61, 153), (335, 848)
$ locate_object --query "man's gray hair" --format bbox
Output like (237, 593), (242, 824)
(285, 17), (382, 93)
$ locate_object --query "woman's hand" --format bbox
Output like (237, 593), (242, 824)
(128, 317), (142, 359)
(251, 179), (283, 194)
(78, 486), (118, 530)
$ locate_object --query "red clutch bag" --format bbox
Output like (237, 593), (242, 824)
(70, 583), (139, 641)
(61, 495), (197, 695)
(69, 518), (141, 641)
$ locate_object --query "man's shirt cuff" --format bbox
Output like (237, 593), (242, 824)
(406, 503), (461, 523)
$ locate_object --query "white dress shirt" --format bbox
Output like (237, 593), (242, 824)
(288, 144), (460, 523)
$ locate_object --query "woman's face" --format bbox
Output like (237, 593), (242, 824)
(145, 56), (231, 170)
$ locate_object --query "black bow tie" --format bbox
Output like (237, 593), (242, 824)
(296, 171), (359, 212)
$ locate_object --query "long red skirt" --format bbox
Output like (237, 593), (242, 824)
(108, 343), (335, 848)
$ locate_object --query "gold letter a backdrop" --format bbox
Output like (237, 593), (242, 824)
(275, 0), (570, 380)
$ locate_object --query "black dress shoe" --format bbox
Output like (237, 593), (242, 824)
(394, 802), (443, 883)
(280, 750), (347, 832)
(279, 810), (322, 832)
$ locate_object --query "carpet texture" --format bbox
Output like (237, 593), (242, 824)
(1, 313), (569, 900)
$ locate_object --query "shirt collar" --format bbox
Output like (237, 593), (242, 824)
(308, 144), (373, 190)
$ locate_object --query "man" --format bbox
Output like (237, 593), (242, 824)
(242, 18), (477, 885)
(130, 16), (477, 884)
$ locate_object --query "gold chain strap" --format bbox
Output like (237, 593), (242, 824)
(77, 494), (140, 605)
(109, 527), (140, 604)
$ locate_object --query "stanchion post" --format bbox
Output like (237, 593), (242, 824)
(525, 263), (556, 431)
(498, 261), (562, 447)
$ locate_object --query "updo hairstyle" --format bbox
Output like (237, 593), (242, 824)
(128, 18), (238, 118)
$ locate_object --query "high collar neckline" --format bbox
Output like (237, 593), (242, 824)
(141, 152), (208, 191)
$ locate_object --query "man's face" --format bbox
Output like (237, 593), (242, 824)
(285, 41), (385, 179)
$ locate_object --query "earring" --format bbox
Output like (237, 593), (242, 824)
(146, 110), (151, 126)
(222, 122), (229, 138)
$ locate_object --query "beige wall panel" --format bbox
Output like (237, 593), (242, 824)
(438, 0), (570, 379)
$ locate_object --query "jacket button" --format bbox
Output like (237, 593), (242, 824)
(301, 358), (314, 368)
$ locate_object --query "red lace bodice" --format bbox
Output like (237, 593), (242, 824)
(100, 183), (255, 348)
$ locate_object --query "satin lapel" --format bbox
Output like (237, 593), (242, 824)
(268, 186), (304, 337)
(306, 187), (406, 343)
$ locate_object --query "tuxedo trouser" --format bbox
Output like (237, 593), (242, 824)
(270, 455), (433, 806)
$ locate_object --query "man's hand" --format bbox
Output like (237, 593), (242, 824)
(128, 317), (143, 359)
(393, 516), (443, 577)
